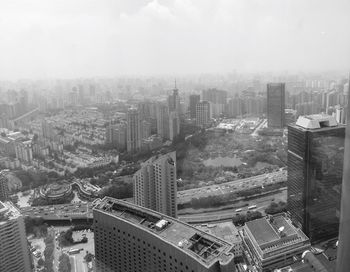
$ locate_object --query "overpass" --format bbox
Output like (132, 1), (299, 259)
(20, 201), (97, 221)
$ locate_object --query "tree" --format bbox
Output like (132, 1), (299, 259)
(58, 253), (71, 272)
(37, 258), (45, 267)
(265, 201), (287, 215)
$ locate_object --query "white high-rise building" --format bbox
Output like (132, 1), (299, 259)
(196, 101), (211, 127)
(133, 151), (177, 217)
(0, 201), (31, 272)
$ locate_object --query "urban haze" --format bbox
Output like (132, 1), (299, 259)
(0, 1), (349, 272)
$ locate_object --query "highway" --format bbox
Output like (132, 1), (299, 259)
(177, 169), (287, 204)
(178, 188), (287, 223)
(21, 202), (94, 220)
(21, 170), (286, 222)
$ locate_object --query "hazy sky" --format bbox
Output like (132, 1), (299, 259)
(0, 0), (349, 79)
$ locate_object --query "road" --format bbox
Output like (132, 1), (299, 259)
(21, 170), (286, 222)
(21, 202), (95, 220)
(251, 118), (267, 137)
(177, 169), (287, 204)
(178, 188), (287, 223)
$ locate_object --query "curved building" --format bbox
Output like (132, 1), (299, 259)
(93, 197), (235, 272)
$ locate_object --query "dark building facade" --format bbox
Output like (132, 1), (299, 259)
(189, 94), (200, 119)
(267, 83), (285, 128)
(287, 115), (345, 243)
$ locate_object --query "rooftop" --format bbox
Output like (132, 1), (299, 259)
(245, 214), (309, 254)
(0, 201), (22, 224)
(94, 197), (234, 267)
(194, 222), (241, 245)
(295, 114), (338, 130)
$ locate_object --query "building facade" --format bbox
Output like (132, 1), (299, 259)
(0, 201), (32, 272)
(202, 89), (227, 117)
(0, 171), (9, 201)
(133, 152), (177, 218)
(94, 197), (235, 272)
(126, 109), (142, 153)
(189, 94), (200, 119)
(196, 101), (211, 127)
(287, 114), (345, 242)
(267, 83), (285, 128)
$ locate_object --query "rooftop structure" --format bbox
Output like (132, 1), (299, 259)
(194, 222), (243, 258)
(94, 197), (235, 272)
(240, 214), (310, 272)
(295, 114), (338, 129)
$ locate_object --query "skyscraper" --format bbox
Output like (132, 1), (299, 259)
(93, 197), (235, 272)
(168, 82), (181, 114)
(189, 94), (200, 119)
(202, 89), (227, 117)
(133, 151), (177, 218)
(336, 77), (350, 272)
(0, 201), (31, 272)
(196, 101), (211, 127)
(267, 83), (285, 128)
(156, 103), (170, 139)
(0, 171), (9, 201)
(168, 111), (180, 141)
(126, 109), (142, 153)
(105, 123), (127, 151)
(287, 114), (345, 242)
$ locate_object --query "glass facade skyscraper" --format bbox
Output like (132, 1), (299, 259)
(287, 115), (345, 242)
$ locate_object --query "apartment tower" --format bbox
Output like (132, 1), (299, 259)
(0, 201), (31, 272)
(133, 151), (177, 218)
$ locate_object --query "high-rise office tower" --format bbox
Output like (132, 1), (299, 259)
(133, 151), (177, 217)
(336, 78), (350, 272)
(267, 83), (285, 128)
(126, 109), (142, 153)
(189, 94), (200, 118)
(156, 104), (170, 139)
(0, 201), (31, 272)
(168, 82), (181, 114)
(169, 111), (180, 141)
(93, 197), (235, 272)
(202, 89), (227, 117)
(287, 114), (345, 242)
(196, 101), (211, 127)
(0, 171), (9, 201)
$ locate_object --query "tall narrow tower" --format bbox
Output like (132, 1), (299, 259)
(267, 83), (285, 128)
(337, 75), (350, 272)
(126, 109), (142, 153)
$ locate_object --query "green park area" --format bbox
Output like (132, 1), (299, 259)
(175, 128), (287, 190)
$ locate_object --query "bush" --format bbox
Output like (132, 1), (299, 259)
(265, 201), (287, 215)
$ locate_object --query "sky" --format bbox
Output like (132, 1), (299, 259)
(0, 0), (349, 79)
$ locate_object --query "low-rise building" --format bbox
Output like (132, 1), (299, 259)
(240, 214), (310, 272)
